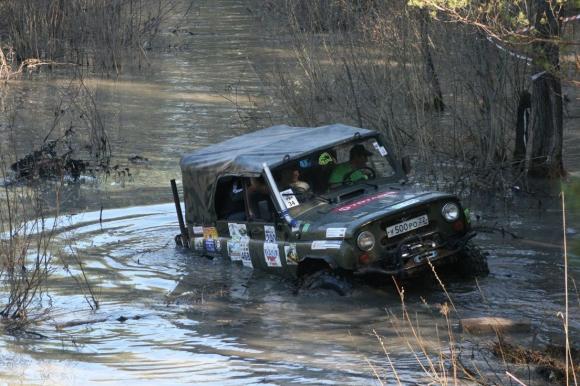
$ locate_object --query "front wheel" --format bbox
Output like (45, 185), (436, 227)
(456, 241), (489, 277)
(301, 270), (352, 296)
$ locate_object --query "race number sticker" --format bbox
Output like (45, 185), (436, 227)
(325, 227), (346, 239)
(264, 243), (282, 267)
(372, 141), (388, 156)
(311, 240), (342, 250)
(280, 188), (299, 209)
(284, 244), (298, 265)
(264, 225), (276, 243)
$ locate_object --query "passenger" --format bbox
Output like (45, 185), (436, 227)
(328, 144), (373, 187)
(227, 179), (247, 221)
(280, 168), (310, 193)
(247, 177), (272, 220)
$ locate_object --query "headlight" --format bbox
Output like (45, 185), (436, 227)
(357, 231), (375, 251)
(441, 202), (460, 222)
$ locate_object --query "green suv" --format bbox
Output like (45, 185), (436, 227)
(178, 124), (488, 293)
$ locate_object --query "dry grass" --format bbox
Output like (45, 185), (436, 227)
(0, 164), (60, 327)
(368, 189), (578, 384)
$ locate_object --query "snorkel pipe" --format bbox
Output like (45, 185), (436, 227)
(262, 163), (298, 228)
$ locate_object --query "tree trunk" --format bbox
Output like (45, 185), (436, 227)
(514, 90), (531, 168)
(419, 9), (444, 112)
(527, 0), (564, 177)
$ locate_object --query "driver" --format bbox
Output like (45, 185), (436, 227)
(328, 144), (373, 187)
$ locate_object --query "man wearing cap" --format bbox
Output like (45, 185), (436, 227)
(328, 144), (373, 187)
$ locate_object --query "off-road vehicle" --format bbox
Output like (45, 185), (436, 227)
(176, 124), (488, 293)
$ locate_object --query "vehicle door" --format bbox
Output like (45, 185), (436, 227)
(213, 176), (252, 267)
(245, 177), (286, 271)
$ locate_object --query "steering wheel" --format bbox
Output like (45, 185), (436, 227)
(342, 166), (376, 185)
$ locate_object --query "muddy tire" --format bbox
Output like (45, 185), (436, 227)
(456, 241), (489, 277)
(301, 270), (352, 296)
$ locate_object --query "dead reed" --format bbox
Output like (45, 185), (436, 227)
(260, 0), (566, 195)
(0, 0), (182, 76)
(0, 74), (112, 329)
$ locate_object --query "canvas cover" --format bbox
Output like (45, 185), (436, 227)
(180, 124), (376, 225)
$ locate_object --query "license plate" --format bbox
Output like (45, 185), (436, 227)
(386, 214), (429, 238)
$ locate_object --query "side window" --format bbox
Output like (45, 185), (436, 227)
(215, 176), (247, 221)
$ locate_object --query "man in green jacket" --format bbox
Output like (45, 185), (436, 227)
(328, 144), (373, 187)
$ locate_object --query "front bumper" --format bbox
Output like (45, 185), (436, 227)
(354, 231), (475, 278)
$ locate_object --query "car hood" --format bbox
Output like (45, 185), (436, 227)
(291, 187), (454, 239)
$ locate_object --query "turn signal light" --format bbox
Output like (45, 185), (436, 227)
(359, 253), (370, 265)
(452, 220), (464, 232)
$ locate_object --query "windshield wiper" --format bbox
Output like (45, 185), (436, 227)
(314, 194), (332, 204)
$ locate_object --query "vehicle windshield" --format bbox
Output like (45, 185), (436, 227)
(272, 137), (396, 210)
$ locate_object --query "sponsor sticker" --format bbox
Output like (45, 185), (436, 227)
(193, 226), (204, 235)
(227, 223), (250, 261)
(203, 227), (218, 239)
(390, 198), (420, 210)
(264, 243), (282, 267)
(311, 240), (342, 250)
(264, 225), (276, 243)
(228, 223), (248, 239)
(193, 237), (204, 251)
(333, 191), (397, 212)
(326, 227), (346, 239)
(203, 226), (219, 253)
(227, 240), (242, 261)
(291, 222), (301, 233)
(241, 241), (252, 268)
(284, 244), (298, 265)
(205, 239), (217, 252)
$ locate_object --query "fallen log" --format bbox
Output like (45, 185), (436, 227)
(460, 317), (531, 334)
(54, 317), (109, 330)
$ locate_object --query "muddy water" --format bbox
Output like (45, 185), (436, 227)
(0, 0), (579, 385)
(1, 199), (577, 385)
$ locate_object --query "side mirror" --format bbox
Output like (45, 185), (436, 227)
(402, 156), (412, 175)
